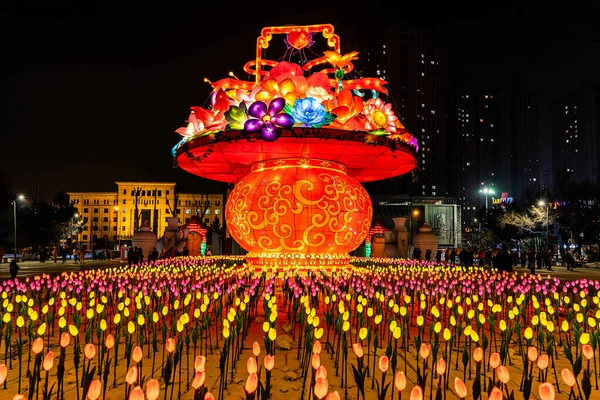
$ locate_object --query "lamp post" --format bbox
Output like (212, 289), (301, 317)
(479, 187), (495, 211)
(71, 213), (79, 248)
(538, 200), (549, 251)
(12, 195), (25, 258)
(409, 209), (420, 245)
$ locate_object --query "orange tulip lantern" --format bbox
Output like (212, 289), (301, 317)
(129, 386), (144, 400)
(489, 387), (503, 400)
(264, 355), (275, 371)
(132, 346), (143, 363)
(454, 377), (468, 399)
(245, 373), (258, 394)
(166, 338), (176, 353)
(489, 352), (501, 369)
(379, 356), (389, 373)
(395, 371), (407, 391)
(84, 343), (96, 360)
(539, 382), (556, 400)
(325, 392), (341, 400)
(582, 344), (594, 360)
(252, 342), (261, 357)
(410, 385), (424, 400)
(0, 364), (7, 385)
(527, 346), (538, 362)
(146, 379), (160, 400)
(126, 366), (139, 385)
(87, 380), (102, 400)
(247, 357), (258, 374)
(312, 353), (321, 370)
(43, 352), (54, 371)
(204, 393), (215, 400)
(314, 377), (329, 400)
(12, 395), (26, 400)
(497, 366), (510, 384)
(352, 343), (364, 358)
(195, 355), (206, 372)
(105, 334), (115, 350)
(419, 343), (431, 359)
(313, 340), (322, 355)
(174, 25), (418, 270)
(60, 332), (71, 348)
(537, 354), (549, 370)
(436, 358), (446, 376)
(473, 347), (484, 363)
(192, 370), (206, 389)
(561, 368), (576, 388)
(32, 338), (44, 355)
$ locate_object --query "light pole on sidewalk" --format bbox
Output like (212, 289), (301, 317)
(12, 195), (25, 258)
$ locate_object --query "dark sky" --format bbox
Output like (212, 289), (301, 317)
(2, 1), (600, 199)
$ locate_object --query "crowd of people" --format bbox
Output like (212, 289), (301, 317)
(126, 246), (193, 265)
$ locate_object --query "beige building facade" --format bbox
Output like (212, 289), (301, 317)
(67, 182), (223, 249)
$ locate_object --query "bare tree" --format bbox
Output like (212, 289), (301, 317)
(497, 206), (554, 234)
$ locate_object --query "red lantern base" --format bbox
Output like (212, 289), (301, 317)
(225, 158), (373, 269)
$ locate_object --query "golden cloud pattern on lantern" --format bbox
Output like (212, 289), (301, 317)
(225, 159), (372, 267)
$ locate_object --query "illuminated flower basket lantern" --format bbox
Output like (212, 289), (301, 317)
(174, 24), (417, 268)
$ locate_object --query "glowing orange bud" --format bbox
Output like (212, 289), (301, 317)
(489, 352), (501, 369)
(527, 346), (538, 362)
(325, 391), (341, 400)
(245, 373), (258, 394)
(105, 334), (114, 350)
(419, 343), (431, 359)
(537, 354), (549, 370)
(264, 355), (275, 371)
(126, 366), (138, 385)
(195, 355), (206, 372)
(352, 343), (363, 358)
(312, 353), (321, 370)
(0, 364), (7, 385)
(252, 342), (260, 357)
(395, 371), (407, 391)
(489, 387), (503, 400)
(132, 346), (143, 363)
(192, 370), (205, 389)
(497, 366), (510, 384)
(313, 340), (322, 355)
(129, 386), (144, 400)
(582, 344), (594, 360)
(473, 347), (483, 363)
(316, 365), (327, 380)
(379, 356), (389, 373)
(436, 358), (446, 376)
(12, 396), (26, 400)
(145, 379), (160, 400)
(454, 377), (467, 399)
(539, 382), (556, 400)
(166, 338), (176, 353)
(204, 393), (215, 400)
(561, 368), (576, 387)
(60, 332), (70, 348)
(410, 385), (424, 400)
(314, 377), (329, 399)
(32, 338), (44, 355)
(87, 380), (102, 400)
(84, 343), (96, 360)
(43, 352), (54, 371)
(247, 357), (257, 374)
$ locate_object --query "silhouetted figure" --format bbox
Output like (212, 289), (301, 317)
(9, 259), (19, 279)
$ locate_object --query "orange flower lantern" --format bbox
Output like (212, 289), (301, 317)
(174, 24), (417, 269)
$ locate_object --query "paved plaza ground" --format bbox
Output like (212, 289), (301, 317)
(1, 258), (600, 282)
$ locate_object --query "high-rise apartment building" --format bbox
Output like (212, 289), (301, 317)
(346, 28), (447, 196)
(551, 82), (600, 186)
(67, 182), (223, 250)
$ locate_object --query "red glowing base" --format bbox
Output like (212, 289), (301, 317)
(175, 128), (417, 183)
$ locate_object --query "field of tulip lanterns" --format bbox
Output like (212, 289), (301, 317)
(0, 256), (599, 400)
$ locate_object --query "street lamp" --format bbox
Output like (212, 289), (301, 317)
(410, 209), (420, 245)
(71, 213), (79, 248)
(479, 187), (495, 211)
(12, 195), (25, 258)
(538, 200), (549, 251)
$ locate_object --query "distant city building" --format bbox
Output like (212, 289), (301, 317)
(346, 28), (448, 196)
(67, 182), (223, 249)
(551, 82), (600, 187)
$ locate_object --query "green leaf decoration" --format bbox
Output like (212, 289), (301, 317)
(368, 129), (391, 136)
(224, 105), (247, 131)
(283, 103), (294, 116)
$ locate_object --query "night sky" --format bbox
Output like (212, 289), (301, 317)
(3, 1), (600, 199)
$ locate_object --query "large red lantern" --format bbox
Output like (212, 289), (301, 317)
(173, 24), (418, 269)
(225, 159), (372, 267)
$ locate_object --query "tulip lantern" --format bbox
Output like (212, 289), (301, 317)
(173, 24), (417, 269)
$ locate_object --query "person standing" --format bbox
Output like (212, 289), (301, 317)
(544, 249), (553, 271)
(79, 247), (86, 265)
(52, 246), (58, 263)
(425, 248), (431, 261)
(9, 259), (19, 279)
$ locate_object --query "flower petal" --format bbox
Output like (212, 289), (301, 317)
(260, 123), (279, 142)
(268, 98), (286, 116)
(244, 119), (263, 132)
(272, 113), (294, 128)
(248, 101), (268, 119)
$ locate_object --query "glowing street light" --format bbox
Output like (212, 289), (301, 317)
(410, 209), (420, 245)
(479, 186), (495, 211)
(12, 195), (25, 258)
